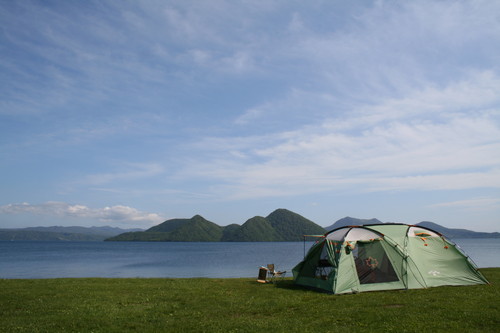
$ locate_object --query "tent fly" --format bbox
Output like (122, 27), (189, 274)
(292, 224), (489, 294)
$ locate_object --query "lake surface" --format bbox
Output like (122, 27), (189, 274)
(0, 239), (498, 279)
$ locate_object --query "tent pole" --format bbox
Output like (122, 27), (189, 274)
(303, 235), (306, 258)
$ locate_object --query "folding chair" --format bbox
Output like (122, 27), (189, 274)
(267, 264), (286, 283)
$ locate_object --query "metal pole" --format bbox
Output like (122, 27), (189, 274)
(303, 235), (306, 258)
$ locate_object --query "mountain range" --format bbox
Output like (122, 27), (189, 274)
(326, 217), (500, 239)
(0, 226), (142, 241)
(2, 209), (498, 241)
(105, 209), (325, 242)
(325, 217), (383, 230)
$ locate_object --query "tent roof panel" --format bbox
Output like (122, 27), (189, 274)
(325, 227), (350, 241)
(345, 228), (382, 241)
(365, 224), (410, 242)
(325, 226), (383, 241)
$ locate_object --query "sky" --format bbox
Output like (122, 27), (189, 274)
(1, 0), (499, 232)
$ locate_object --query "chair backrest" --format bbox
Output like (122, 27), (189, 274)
(267, 264), (275, 273)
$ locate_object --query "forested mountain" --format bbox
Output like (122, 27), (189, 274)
(221, 216), (278, 242)
(106, 215), (224, 242)
(325, 217), (382, 231)
(106, 209), (326, 242)
(265, 209), (326, 241)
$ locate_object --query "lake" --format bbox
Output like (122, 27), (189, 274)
(0, 239), (499, 279)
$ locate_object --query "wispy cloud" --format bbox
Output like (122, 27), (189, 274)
(1, 1), (499, 229)
(429, 197), (500, 211)
(0, 202), (164, 225)
(84, 163), (165, 186)
(182, 71), (500, 199)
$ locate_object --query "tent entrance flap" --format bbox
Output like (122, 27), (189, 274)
(353, 240), (399, 284)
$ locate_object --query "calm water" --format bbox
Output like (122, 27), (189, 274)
(0, 239), (498, 279)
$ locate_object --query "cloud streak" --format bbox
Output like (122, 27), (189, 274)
(0, 202), (164, 225)
(182, 71), (500, 200)
(430, 197), (500, 212)
(1, 1), (499, 229)
(84, 163), (165, 186)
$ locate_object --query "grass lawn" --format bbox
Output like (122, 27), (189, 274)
(1, 268), (498, 332)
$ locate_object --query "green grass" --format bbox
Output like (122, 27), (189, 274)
(1, 268), (499, 332)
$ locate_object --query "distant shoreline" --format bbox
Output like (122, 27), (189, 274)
(2, 211), (499, 242)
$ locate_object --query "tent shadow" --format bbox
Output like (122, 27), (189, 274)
(274, 280), (334, 293)
(251, 279), (328, 293)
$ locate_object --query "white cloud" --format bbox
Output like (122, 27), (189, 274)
(84, 163), (165, 186)
(2, 0), (500, 231)
(353, 71), (500, 127)
(182, 71), (500, 200)
(234, 107), (265, 125)
(280, 1), (500, 107)
(429, 197), (500, 212)
(0, 202), (165, 225)
(363, 171), (500, 192)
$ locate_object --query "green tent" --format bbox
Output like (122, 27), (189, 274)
(292, 224), (488, 294)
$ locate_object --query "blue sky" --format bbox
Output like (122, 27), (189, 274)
(1, 0), (499, 232)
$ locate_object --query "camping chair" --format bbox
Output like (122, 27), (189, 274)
(267, 264), (286, 283)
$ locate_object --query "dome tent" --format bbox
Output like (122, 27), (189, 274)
(292, 224), (488, 294)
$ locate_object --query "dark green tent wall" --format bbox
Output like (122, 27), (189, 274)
(292, 224), (488, 294)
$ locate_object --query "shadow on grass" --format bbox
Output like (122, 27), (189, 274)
(270, 279), (300, 290)
(249, 278), (330, 293)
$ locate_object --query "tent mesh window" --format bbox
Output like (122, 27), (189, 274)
(315, 241), (334, 279)
(298, 242), (326, 279)
(353, 240), (399, 284)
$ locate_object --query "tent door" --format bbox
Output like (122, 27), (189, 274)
(353, 241), (399, 284)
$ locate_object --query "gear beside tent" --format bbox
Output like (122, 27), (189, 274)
(292, 223), (488, 294)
